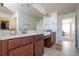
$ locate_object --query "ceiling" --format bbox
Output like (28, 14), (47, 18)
(0, 5), (13, 15)
(39, 3), (78, 14)
(0, 3), (79, 19)
(4, 3), (43, 19)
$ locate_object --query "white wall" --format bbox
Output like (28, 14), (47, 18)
(50, 12), (58, 32)
(57, 14), (62, 42)
(50, 12), (59, 42)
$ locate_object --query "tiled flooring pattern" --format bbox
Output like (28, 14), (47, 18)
(43, 41), (79, 56)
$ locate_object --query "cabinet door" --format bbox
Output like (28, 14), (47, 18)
(34, 39), (44, 56)
(9, 36), (33, 50)
(9, 43), (33, 56)
(0, 40), (1, 56)
(44, 38), (51, 48)
(2, 40), (8, 56)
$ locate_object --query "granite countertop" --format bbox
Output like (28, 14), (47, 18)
(0, 30), (51, 40)
(0, 32), (44, 40)
(44, 32), (51, 36)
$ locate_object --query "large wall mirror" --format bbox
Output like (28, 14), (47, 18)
(0, 17), (16, 30)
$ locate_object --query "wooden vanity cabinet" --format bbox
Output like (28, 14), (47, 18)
(8, 36), (33, 56)
(34, 34), (44, 56)
(9, 43), (33, 56)
(0, 40), (1, 56)
(1, 34), (44, 56)
(51, 32), (56, 44)
(34, 39), (44, 56)
(8, 36), (33, 50)
(44, 36), (51, 48)
(2, 40), (8, 56)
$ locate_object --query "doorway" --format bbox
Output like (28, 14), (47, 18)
(62, 17), (75, 45)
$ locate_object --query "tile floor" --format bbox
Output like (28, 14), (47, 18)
(43, 41), (79, 56)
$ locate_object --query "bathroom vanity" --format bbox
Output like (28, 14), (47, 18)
(0, 33), (44, 56)
(0, 40), (1, 56)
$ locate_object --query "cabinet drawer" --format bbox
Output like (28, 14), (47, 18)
(9, 43), (33, 56)
(34, 39), (44, 56)
(9, 36), (33, 50)
(2, 40), (8, 56)
(0, 40), (1, 56)
(34, 34), (44, 41)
